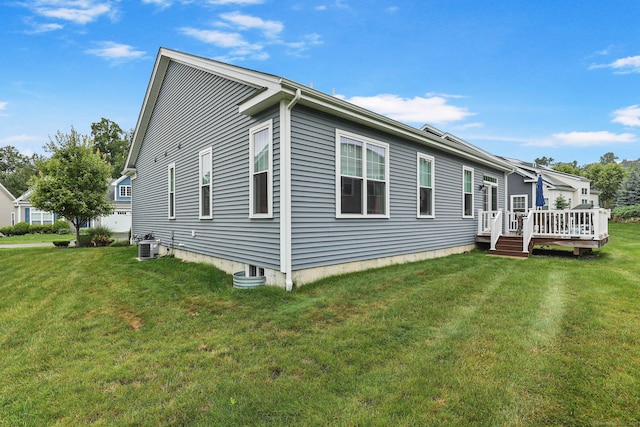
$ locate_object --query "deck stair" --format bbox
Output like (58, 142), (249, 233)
(489, 235), (530, 258)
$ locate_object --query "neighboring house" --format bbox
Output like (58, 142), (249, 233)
(97, 175), (132, 233)
(0, 183), (16, 228)
(124, 48), (514, 289)
(12, 176), (132, 233)
(502, 157), (599, 212)
(13, 190), (57, 226)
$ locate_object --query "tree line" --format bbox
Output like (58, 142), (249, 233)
(534, 152), (639, 209)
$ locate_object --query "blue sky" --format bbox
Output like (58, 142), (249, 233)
(2, 0), (640, 166)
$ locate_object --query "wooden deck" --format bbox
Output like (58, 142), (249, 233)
(476, 208), (610, 257)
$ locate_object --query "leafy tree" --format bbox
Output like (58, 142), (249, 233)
(29, 127), (113, 246)
(583, 162), (627, 208)
(534, 156), (554, 167)
(91, 118), (132, 178)
(0, 145), (42, 197)
(553, 162), (581, 176)
(554, 195), (570, 210)
(600, 152), (618, 165)
(615, 167), (640, 207)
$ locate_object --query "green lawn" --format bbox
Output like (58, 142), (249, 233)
(0, 233), (75, 244)
(0, 223), (638, 426)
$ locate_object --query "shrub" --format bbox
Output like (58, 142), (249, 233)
(80, 226), (114, 247)
(30, 224), (53, 234)
(612, 204), (640, 221)
(12, 222), (30, 236)
(77, 234), (92, 248)
(53, 240), (71, 248)
(0, 226), (13, 236)
(52, 220), (71, 235)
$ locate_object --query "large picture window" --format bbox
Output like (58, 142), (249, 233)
(249, 120), (272, 218)
(463, 166), (474, 218)
(168, 163), (175, 219)
(336, 130), (389, 218)
(199, 147), (212, 219)
(30, 209), (54, 225)
(417, 153), (435, 218)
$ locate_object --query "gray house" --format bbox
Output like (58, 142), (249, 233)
(124, 48), (513, 289)
(502, 157), (599, 212)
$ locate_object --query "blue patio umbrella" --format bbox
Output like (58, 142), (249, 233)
(535, 175), (545, 209)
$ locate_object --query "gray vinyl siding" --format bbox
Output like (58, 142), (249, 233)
(132, 60), (281, 270)
(289, 105), (504, 270)
(507, 173), (532, 210)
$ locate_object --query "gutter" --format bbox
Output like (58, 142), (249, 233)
(280, 88), (301, 292)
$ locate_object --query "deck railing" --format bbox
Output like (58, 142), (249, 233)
(479, 208), (610, 249)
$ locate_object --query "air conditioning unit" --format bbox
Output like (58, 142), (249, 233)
(138, 240), (159, 260)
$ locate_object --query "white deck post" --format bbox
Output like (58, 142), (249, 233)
(523, 211), (534, 253)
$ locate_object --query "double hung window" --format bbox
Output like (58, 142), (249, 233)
(199, 147), (213, 219)
(511, 195), (527, 212)
(417, 154), (435, 217)
(463, 166), (474, 217)
(168, 163), (175, 219)
(249, 120), (273, 218)
(336, 130), (389, 218)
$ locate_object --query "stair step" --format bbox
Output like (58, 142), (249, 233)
(488, 236), (531, 258)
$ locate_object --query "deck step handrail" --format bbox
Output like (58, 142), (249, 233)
(522, 211), (534, 252)
(490, 210), (503, 250)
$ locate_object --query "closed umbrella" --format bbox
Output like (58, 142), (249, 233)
(535, 175), (545, 209)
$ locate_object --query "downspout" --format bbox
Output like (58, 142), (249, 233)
(280, 88), (301, 291)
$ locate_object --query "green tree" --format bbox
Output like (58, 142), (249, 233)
(583, 162), (627, 208)
(600, 152), (618, 165)
(0, 145), (42, 197)
(553, 162), (581, 176)
(29, 127), (113, 246)
(534, 156), (555, 167)
(90, 118), (132, 178)
(615, 167), (640, 207)
(554, 194), (570, 210)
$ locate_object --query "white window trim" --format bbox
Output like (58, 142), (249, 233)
(463, 166), (474, 218)
(119, 185), (132, 199)
(198, 147), (213, 219)
(168, 162), (176, 220)
(417, 153), (435, 218)
(511, 194), (528, 212)
(249, 120), (273, 219)
(335, 129), (390, 219)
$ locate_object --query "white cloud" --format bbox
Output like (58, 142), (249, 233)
(335, 93), (475, 125)
(179, 27), (267, 60)
(207, 0), (264, 4)
(527, 131), (636, 147)
(0, 101), (7, 111)
(85, 42), (146, 62)
(29, 1), (115, 25)
(612, 105), (640, 127)
(182, 11), (322, 60)
(0, 134), (41, 144)
(590, 55), (640, 74)
(25, 21), (64, 34)
(142, 0), (173, 8)
(219, 12), (283, 38)
(282, 33), (323, 56)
